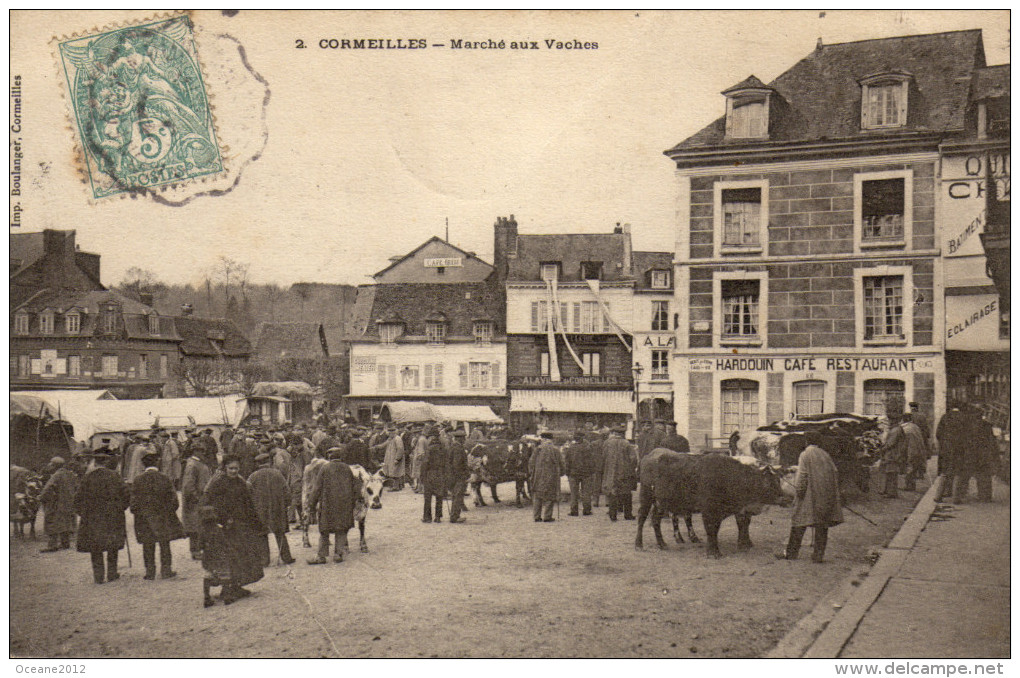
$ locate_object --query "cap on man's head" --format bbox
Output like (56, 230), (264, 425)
(254, 452), (272, 465)
(453, 429), (467, 438)
(49, 456), (66, 467)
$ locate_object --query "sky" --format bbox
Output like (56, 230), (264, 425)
(10, 10), (1011, 287)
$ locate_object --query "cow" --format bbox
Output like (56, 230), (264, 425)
(636, 452), (789, 557)
(348, 465), (387, 553)
(10, 472), (42, 540)
(635, 449), (699, 550)
(468, 440), (533, 508)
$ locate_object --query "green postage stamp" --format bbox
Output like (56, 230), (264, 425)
(56, 15), (224, 199)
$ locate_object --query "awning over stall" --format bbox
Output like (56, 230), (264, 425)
(509, 389), (634, 414)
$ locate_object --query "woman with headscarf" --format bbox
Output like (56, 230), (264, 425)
(200, 454), (265, 606)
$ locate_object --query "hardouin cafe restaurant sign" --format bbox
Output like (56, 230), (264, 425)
(690, 356), (936, 372)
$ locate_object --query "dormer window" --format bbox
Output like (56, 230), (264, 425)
(580, 261), (603, 281)
(65, 312), (80, 334)
(723, 76), (773, 140)
(379, 322), (402, 345)
(39, 311), (54, 335)
(540, 262), (560, 283)
(14, 312), (29, 335)
(148, 314), (160, 335)
(860, 72), (910, 130)
(425, 321), (447, 345)
(473, 321), (493, 345)
(102, 303), (119, 335)
(650, 270), (670, 289)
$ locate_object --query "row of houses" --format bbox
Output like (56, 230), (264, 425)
(11, 30), (1009, 445)
(347, 29), (1009, 445)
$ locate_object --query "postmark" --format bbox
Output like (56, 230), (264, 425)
(56, 15), (224, 199)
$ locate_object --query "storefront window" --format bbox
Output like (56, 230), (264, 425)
(862, 378), (905, 416)
(721, 378), (759, 433)
(793, 380), (825, 416)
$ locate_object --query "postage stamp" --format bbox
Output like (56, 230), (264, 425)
(56, 15), (224, 199)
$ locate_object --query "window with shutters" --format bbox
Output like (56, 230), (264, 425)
(793, 380), (825, 416)
(459, 363), (468, 389)
(531, 301), (549, 332)
(580, 353), (600, 376)
(490, 361), (500, 388)
(139, 354), (148, 379)
(721, 379), (760, 434)
(65, 312), (80, 334)
(39, 311), (54, 335)
(424, 364), (433, 390)
(68, 355), (81, 377)
(652, 300), (670, 331)
(468, 362), (491, 389)
(377, 364), (387, 390)
(102, 304), (119, 335)
(727, 97), (767, 138)
(101, 354), (118, 377)
(14, 313), (29, 335)
(860, 75), (909, 130)
(863, 379), (905, 417)
(579, 301), (602, 333)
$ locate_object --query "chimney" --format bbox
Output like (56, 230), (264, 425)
(139, 291), (154, 307)
(181, 303), (194, 316)
(493, 214), (518, 282)
(621, 223), (632, 275)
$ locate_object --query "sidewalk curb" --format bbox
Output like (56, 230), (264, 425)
(766, 477), (943, 659)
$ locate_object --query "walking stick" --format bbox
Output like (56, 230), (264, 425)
(124, 537), (133, 568)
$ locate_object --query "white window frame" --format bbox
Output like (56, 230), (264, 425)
(858, 377), (910, 418)
(792, 379), (826, 417)
(541, 263), (560, 283)
(860, 76), (909, 130)
(14, 313), (29, 335)
(473, 321), (493, 345)
(650, 349), (669, 381)
(651, 300), (670, 331)
(854, 265), (912, 347)
(713, 179), (768, 256)
(468, 361), (492, 390)
(68, 355), (81, 378)
(650, 270), (670, 289)
(38, 311), (54, 335)
(65, 312), (80, 334)
(425, 322), (446, 345)
(713, 270), (768, 348)
(531, 301), (550, 333)
(148, 314), (160, 335)
(101, 354), (119, 378)
(853, 169), (912, 252)
(782, 375), (836, 420)
(379, 323), (402, 345)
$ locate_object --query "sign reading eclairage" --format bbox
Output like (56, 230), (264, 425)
(424, 257), (462, 267)
(688, 356), (935, 372)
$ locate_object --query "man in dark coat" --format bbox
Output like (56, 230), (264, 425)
(248, 453), (295, 566)
(420, 426), (448, 523)
(181, 444), (215, 559)
(447, 429), (469, 523)
(39, 456), (77, 552)
(130, 449), (186, 580)
(636, 422), (660, 463)
(935, 402), (968, 502)
(347, 432), (374, 472)
(588, 429), (607, 508)
(660, 421), (692, 455)
(530, 432), (563, 522)
(602, 426), (638, 521)
(75, 449), (129, 584)
(564, 431), (596, 516)
(953, 407), (996, 503)
(307, 448), (360, 564)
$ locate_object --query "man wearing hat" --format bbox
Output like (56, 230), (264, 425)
(530, 431), (563, 522)
(156, 430), (182, 491)
(659, 420), (691, 455)
(420, 426), (448, 523)
(182, 439), (216, 559)
(378, 425), (406, 491)
(564, 430), (597, 517)
(38, 456), (77, 552)
(249, 452), (296, 566)
(636, 421), (662, 463)
(75, 449), (129, 584)
(877, 399), (908, 498)
(446, 429), (469, 523)
(601, 425), (638, 521)
(130, 448), (186, 580)
(306, 447), (359, 564)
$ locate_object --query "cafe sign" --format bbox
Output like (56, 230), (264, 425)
(688, 356), (935, 372)
(424, 257), (462, 268)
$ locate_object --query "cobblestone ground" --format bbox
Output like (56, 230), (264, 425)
(11, 477), (927, 658)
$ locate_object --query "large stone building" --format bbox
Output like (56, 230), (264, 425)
(10, 230), (182, 399)
(345, 236), (507, 422)
(664, 30), (1004, 448)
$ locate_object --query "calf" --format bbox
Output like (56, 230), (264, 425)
(349, 465), (388, 553)
(635, 449), (699, 550)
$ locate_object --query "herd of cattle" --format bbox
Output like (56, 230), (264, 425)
(12, 414), (882, 559)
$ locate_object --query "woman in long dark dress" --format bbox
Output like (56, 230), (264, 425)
(200, 454), (265, 606)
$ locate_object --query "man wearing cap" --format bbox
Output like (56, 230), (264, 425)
(775, 430), (843, 563)
(908, 402), (931, 446)
(530, 431), (563, 522)
(39, 456), (77, 552)
(602, 426), (638, 521)
(182, 440), (216, 559)
(877, 404), (908, 498)
(660, 421), (691, 455)
(75, 449), (129, 584)
(636, 422), (662, 463)
(307, 447), (360, 564)
(564, 430), (596, 517)
(248, 453), (296, 566)
(420, 426), (448, 523)
(130, 448), (186, 580)
(447, 429), (469, 523)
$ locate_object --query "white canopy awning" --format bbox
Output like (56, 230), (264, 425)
(433, 405), (503, 424)
(510, 389), (634, 414)
(379, 401), (503, 424)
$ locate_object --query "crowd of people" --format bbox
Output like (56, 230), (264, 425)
(10, 401), (1003, 606)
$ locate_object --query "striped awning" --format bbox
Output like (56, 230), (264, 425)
(510, 389), (633, 414)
